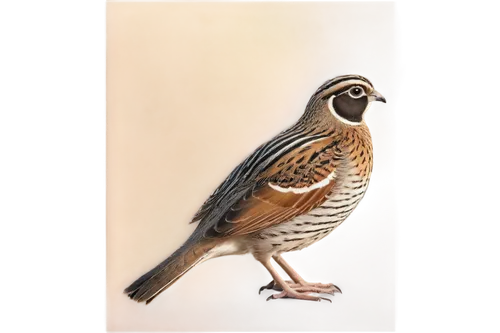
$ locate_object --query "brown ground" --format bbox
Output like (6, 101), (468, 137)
(105, 1), (399, 333)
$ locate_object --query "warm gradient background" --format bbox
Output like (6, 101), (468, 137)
(107, 2), (395, 331)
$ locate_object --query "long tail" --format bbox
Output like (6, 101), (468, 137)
(124, 239), (217, 304)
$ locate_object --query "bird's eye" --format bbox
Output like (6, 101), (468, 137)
(348, 86), (365, 99)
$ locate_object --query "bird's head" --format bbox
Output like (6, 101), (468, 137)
(305, 74), (386, 126)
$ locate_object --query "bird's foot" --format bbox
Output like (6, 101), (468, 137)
(266, 289), (332, 302)
(288, 281), (340, 295)
(259, 280), (341, 300)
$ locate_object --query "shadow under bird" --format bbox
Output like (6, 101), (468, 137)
(124, 74), (386, 303)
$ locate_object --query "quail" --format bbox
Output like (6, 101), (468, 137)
(124, 74), (386, 303)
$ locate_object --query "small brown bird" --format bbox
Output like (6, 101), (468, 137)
(124, 74), (386, 303)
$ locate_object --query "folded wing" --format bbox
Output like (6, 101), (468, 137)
(203, 136), (344, 237)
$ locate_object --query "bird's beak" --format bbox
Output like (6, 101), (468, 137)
(369, 90), (386, 103)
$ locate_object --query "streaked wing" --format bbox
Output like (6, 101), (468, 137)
(190, 123), (330, 223)
(189, 127), (295, 223)
(204, 136), (344, 237)
(189, 140), (267, 224)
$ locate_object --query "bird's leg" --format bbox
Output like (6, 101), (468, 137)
(273, 252), (340, 294)
(273, 254), (308, 285)
(259, 258), (332, 302)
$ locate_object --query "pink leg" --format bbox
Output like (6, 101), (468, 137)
(259, 258), (332, 302)
(258, 254), (341, 296)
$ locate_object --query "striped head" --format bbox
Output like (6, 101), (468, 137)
(306, 74), (386, 126)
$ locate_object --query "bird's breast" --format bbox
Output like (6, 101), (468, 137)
(250, 169), (371, 256)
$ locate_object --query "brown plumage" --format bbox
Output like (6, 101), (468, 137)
(124, 74), (386, 303)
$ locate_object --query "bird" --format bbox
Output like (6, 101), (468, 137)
(124, 74), (386, 303)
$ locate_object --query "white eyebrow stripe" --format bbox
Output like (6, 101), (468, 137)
(331, 79), (370, 92)
(268, 170), (336, 194)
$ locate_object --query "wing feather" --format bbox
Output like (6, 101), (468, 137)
(190, 126), (335, 224)
(204, 136), (345, 237)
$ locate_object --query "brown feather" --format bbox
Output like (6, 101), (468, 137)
(213, 136), (342, 237)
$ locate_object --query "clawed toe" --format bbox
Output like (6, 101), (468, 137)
(266, 290), (332, 303)
(294, 286), (335, 295)
(316, 282), (334, 289)
(289, 282), (340, 294)
(259, 279), (341, 301)
(289, 281), (335, 288)
(259, 280), (277, 294)
(259, 280), (341, 301)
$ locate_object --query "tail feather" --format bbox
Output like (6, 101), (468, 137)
(124, 239), (217, 304)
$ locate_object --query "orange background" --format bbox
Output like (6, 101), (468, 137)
(107, 2), (395, 331)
